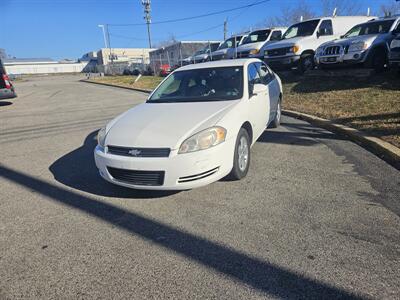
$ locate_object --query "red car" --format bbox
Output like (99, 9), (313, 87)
(159, 64), (171, 77)
(0, 59), (17, 99)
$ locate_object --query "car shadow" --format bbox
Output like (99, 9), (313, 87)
(0, 101), (13, 107)
(258, 121), (345, 146)
(49, 130), (179, 199)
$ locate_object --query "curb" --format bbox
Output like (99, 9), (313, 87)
(80, 79), (152, 94)
(282, 110), (400, 170)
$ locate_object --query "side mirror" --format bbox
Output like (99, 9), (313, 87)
(316, 31), (320, 38)
(250, 83), (265, 97)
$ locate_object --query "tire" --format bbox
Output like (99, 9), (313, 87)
(296, 53), (315, 74)
(229, 128), (251, 180)
(368, 49), (388, 73)
(269, 98), (282, 128)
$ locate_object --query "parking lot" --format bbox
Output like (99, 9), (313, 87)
(1, 75), (399, 299)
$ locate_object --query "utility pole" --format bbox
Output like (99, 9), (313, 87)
(223, 19), (227, 41)
(142, 0), (152, 48)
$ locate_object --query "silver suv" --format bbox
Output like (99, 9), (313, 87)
(315, 16), (400, 72)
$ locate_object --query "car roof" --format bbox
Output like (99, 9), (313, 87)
(177, 59), (260, 71)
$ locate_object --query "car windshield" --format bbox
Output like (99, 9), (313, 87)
(194, 49), (207, 56)
(343, 20), (395, 37)
(241, 30), (271, 44)
(282, 19), (320, 39)
(148, 67), (244, 103)
(218, 36), (241, 49)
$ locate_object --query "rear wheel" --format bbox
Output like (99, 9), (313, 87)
(229, 128), (251, 180)
(269, 98), (282, 128)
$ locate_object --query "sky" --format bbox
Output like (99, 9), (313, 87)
(2, 0), (397, 60)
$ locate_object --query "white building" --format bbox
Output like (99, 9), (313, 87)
(4, 58), (89, 75)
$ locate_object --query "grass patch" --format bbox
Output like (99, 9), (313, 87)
(90, 75), (163, 91)
(281, 71), (400, 148)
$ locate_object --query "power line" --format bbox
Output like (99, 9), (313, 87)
(108, 0), (271, 27)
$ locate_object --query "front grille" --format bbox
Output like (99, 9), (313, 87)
(237, 51), (250, 58)
(107, 145), (170, 158)
(266, 48), (288, 57)
(323, 46), (341, 56)
(107, 167), (165, 186)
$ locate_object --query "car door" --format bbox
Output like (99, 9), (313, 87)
(256, 63), (280, 123)
(247, 62), (270, 139)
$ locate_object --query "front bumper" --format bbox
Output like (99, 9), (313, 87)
(264, 55), (300, 70)
(94, 139), (236, 190)
(315, 50), (368, 66)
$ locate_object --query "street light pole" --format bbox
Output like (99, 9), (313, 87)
(98, 24), (108, 49)
(98, 24), (114, 74)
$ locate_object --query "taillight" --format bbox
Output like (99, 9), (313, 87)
(2, 74), (12, 89)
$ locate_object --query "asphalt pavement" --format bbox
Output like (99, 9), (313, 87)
(0, 75), (399, 299)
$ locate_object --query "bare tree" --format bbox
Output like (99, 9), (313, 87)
(155, 34), (178, 48)
(258, 0), (316, 28)
(321, 0), (363, 16)
(380, 1), (400, 17)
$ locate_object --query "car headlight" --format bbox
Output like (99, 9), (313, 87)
(178, 126), (227, 154)
(249, 49), (260, 55)
(97, 127), (107, 148)
(348, 42), (367, 52)
(391, 39), (400, 49)
(288, 45), (300, 54)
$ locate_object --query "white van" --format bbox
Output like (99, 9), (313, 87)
(211, 34), (248, 61)
(235, 27), (287, 59)
(263, 16), (375, 73)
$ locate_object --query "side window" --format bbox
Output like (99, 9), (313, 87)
(394, 21), (400, 34)
(248, 64), (261, 93)
(318, 20), (333, 36)
(255, 62), (274, 85)
(270, 31), (282, 41)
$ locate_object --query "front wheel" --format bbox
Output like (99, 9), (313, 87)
(296, 53), (315, 74)
(367, 49), (388, 73)
(229, 128), (251, 180)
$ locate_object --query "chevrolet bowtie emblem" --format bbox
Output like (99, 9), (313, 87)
(128, 149), (141, 156)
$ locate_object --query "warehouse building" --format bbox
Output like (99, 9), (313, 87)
(97, 48), (152, 74)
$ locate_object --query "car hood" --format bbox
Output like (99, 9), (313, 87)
(194, 54), (208, 60)
(212, 48), (229, 55)
(264, 36), (312, 50)
(105, 101), (239, 149)
(320, 34), (381, 47)
(237, 41), (265, 52)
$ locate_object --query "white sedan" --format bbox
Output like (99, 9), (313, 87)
(94, 59), (282, 190)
